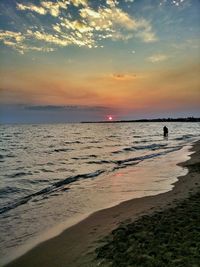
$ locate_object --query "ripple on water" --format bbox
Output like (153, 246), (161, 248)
(6, 172), (33, 179)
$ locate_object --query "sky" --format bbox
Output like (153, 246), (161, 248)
(0, 0), (200, 123)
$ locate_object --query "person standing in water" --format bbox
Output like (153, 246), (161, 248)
(163, 126), (168, 137)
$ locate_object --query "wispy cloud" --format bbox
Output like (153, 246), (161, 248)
(71, 0), (88, 7)
(26, 30), (70, 46)
(16, 1), (70, 17)
(0, 30), (55, 53)
(147, 53), (169, 63)
(0, 0), (157, 53)
(159, 0), (189, 8)
(135, 19), (157, 43)
(0, 30), (24, 43)
(24, 104), (111, 112)
(0, 103), (116, 123)
(137, 29), (157, 43)
(111, 73), (137, 80)
(17, 3), (47, 15)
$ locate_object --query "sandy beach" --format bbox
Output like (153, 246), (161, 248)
(1, 0), (199, 265)
(5, 140), (200, 267)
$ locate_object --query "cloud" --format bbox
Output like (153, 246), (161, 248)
(111, 73), (137, 80)
(24, 104), (111, 112)
(1, 0), (157, 53)
(27, 30), (70, 46)
(0, 30), (55, 53)
(17, 3), (47, 15)
(171, 39), (200, 50)
(17, 1), (70, 17)
(147, 53), (169, 63)
(0, 103), (116, 123)
(40, 1), (66, 17)
(16, 1), (88, 17)
(159, 0), (188, 7)
(25, 105), (67, 111)
(59, 19), (93, 33)
(79, 6), (148, 31)
(71, 0), (88, 7)
(135, 19), (157, 43)
(0, 30), (24, 43)
(137, 29), (157, 43)
(79, 5), (157, 42)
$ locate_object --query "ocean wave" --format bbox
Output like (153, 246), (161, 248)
(40, 168), (54, 173)
(6, 171), (33, 178)
(113, 146), (182, 168)
(0, 148), (7, 151)
(53, 148), (73, 152)
(0, 141), (183, 215)
(55, 168), (70, 172)
(46, 162), (54, 166)
(174, 134), (195, 141)
(83, 146), (98, 149)
(113, 161), (140, 171)
(112, 143), (168, 154)
(43, 135), (54, 138)
(133, 143), (168, 150)
(0, 169), (104, 215)
(115, 153), (161, 166)
(28, 179), (49, 184)
(72, 156), (89, 160)
(87, 160), (112, 164)
(64, 141), (82, 144)
(6, 154), (16, 158)
(0, 186), (22, 196)
(134, 140), (149, 143)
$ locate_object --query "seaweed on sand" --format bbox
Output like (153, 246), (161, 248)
(96, 192), (200, 267)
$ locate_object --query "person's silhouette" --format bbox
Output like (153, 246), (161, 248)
(163, 126), (168, 137)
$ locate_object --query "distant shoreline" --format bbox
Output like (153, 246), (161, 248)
(81, 117), (200, 123)
(1, 117), (200, 125)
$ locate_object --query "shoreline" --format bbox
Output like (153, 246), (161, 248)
(5, 141), (200, 267)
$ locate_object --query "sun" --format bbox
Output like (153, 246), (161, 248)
(106, 115), (114, 121)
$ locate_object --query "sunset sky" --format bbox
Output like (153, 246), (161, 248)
(0, 0), (199, 123)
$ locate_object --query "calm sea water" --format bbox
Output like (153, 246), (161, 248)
(0, 122), (199, 264)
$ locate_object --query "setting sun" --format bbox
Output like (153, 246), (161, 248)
(0, 1), (199, 266)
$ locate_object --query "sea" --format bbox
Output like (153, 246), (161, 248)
(0, 122), (199, 265)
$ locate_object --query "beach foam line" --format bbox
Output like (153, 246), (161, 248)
(0, 170), (105, 215)
(0, 145), (183, 216)
(113, 146), (182, 166)
(112, 143), (168, 154)
(174, 134), (195, 141)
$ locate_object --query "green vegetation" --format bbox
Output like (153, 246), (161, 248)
(96, 192), (200, 267)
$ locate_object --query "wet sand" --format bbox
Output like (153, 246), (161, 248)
(5, 141), (200, 267)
